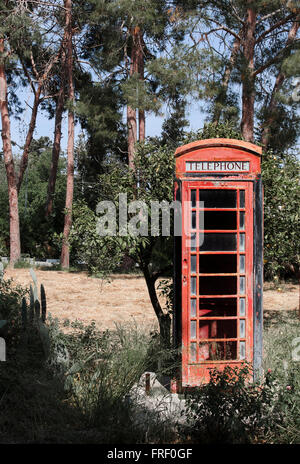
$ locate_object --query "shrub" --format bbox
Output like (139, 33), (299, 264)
(183, 364), (277, 444)
(263, 310), (300, 443)
(0, 277), (28, 347)
(45, 318), (172, 442)
(262, 152), (300, 280)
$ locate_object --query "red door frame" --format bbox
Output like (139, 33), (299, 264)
(181, 180), (254, 386)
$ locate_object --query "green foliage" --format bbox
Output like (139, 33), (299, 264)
(263, 310), (300, 443)
(70, 137), (176, 277)
(69, 200), (124, 275)
(46, 317), (175, 442)
(184, 364), (276, 444)
(181, 121), (243, 144)
(64, 323), (153, 426)
(183, 310), (300, 445)
(262, 152), (300, 279)
(0, 267), (49, 360)
(72, 120), (299, 284)
(0, 137), (67, 260)
(0, 277), (27, 323)
(0, 275), (28, 354)
(17, 137), (67, 259)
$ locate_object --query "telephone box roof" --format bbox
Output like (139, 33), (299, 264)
(174, 138), (262, 158)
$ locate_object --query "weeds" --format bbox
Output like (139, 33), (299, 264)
(1, 274), (300, 444)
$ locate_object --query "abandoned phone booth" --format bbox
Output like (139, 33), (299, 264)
(173, 139), (263, 389)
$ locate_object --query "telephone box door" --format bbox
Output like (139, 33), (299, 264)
(181, 181), (254, 386)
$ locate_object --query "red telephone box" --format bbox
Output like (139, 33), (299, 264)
(173, 139), (263, 388)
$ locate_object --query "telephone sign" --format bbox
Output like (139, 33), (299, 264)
(173, 139), (263, 388)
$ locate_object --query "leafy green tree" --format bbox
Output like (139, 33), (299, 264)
(173, 1), (300, 146)
(17, 137), (67, 258)
(71, 137), (175, 344)
(70, 123), (246, 344)
(76, 0), (201, 167)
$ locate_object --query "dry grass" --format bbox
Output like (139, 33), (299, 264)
(3, 269), (299, 330)
(4, 269), (158, 331)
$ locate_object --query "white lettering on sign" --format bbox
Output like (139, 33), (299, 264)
(186, 161), (250, 172)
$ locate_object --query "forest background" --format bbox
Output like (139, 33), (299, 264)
(0, 0), (299, 337)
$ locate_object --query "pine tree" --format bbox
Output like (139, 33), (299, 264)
(61, 0), (74, 269)
(179, 1), (300, 143)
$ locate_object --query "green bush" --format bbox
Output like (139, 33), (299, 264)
(183, 311), (300, 445)
(0, 279), (26, 319)
(0, 237), (8, 257)
(262, 153), (300, 280)
(183, 364), (276, 444)
(263, 310), (300, 443)
(45, 317), (171, 442)
(68, 200), (125, 275)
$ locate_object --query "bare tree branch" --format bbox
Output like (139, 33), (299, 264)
(255, 13), (295, 44)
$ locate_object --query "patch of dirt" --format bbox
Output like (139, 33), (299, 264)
(3, 269), (299, 330)
(263, 281), (299, 313)
(4, 269), (158, 331)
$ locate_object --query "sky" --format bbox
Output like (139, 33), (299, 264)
(9, 83), (300, 157)
(9, 85), (206, 155)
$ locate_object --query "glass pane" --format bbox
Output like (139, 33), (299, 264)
(191, 189), (196, 208)
(240, 320), (246, 338)
(240, 212), (245, 230)
(199, 276), (237, 295)
(202, 211), (236, 230)
(191, 299), (197, 317)
(240, 190), (245, 208)
(240, 276), (245, 294)
(239, 298), (246, 316)
(191, 255), (197, 274)
(199, 190), (237, 208)
(190, 320), (197, 339)
(191, 211), (196, 229)
(200, 233), (237, 251)
(240, 255), (245, 273)
(199, 341), (237, 361)
(240, 341), (246, 360)
(239, 234), (245, 252)
(190, 343), (197, 362)
(190, 277), (196, 295)
(191, 233), (196, 251)
(199, 254), (237, 273)
(199, 298), (237, 317)
(199, 320), (237, 339)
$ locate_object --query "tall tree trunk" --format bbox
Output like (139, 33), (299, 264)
(142, 263), (171, 347)
(138, 31), (145, 141)
(61, 0), (74, 269)
(212, 35), (241, 124)
(127, 28), (139, 169)
(0, 38), (21, 265)
(127, 106), (137, 169)
(261, 17), (300, 148)
(17, 50), (61, 192)
(17, 86), (42, 192)
(241, 5), (256, 142)
(45, 74), (65, 217)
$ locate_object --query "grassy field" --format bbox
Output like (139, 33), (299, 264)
(0, 270), (299, 444)
(4, 268), (299, 329)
